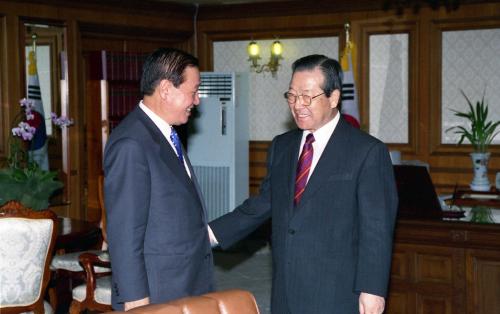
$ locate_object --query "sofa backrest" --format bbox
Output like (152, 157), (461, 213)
(112, 289), (260, 314)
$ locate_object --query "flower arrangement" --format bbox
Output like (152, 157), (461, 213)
(0, 98), (73, 210)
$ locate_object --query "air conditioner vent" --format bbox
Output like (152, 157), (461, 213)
(199, 74), (233, 98)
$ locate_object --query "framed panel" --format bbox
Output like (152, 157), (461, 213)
(0, 16), (5, 160)
(466, 249), (500, 314)
(429, 19), (500, 155)
(21, 20), (69, 209)
(441, 28), (500, 145)
(369, 33), (409, 144)
(360, 21), (418, 154)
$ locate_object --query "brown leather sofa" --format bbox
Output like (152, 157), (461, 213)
(107, 289), (260, 314)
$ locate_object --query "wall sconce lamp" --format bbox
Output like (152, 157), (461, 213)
(247, 40), (283, 76)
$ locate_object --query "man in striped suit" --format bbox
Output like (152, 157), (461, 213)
(210, 55), (398, 314)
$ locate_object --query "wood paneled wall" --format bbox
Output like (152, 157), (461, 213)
(1, 0), (499, 219)
(0, 0), (194, 219)
(196, 1), (500, 196)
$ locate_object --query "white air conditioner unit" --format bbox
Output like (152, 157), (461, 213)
(188, 72), (249, 222)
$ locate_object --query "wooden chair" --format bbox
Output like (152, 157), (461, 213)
(51, 175), (108, 272)
(49, 175), (109, 311)
(69, 252), (112, 313)
(68, 174), (112, 313)
(0, 201), (58, 314)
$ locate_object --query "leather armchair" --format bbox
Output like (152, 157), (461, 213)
(107, 289), (259, 314)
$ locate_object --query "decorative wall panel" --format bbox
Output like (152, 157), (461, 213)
(369, 33), (409, 143)
(441, 28), (500, 145)
(214, 37), (339, 140)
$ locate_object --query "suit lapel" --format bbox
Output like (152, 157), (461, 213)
(184, 152), (209, 223)
(291, 118), (351, 214)
(136, 108), (198, 194)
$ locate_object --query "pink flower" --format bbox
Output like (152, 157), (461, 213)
(50, 112), (74, 128)
(10, 98), (74, 141)
(11, 121), (36, 141)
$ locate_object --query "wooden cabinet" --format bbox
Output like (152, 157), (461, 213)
(466, 249), (500, 314)
(388, 243), (464, 314)
(386, 219), (500, 314)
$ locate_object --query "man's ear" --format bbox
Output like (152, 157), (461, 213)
(159, 79), (173, 100)
(329, 89), (341, 109)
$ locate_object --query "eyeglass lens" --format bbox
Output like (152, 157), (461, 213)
(284, 92), (323, 106)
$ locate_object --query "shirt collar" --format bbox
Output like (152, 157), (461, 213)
(303, 112), (340, 143)
(139, 101), (173, 140)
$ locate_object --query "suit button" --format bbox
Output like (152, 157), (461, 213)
(205, 253), (211, 259)
(288, 228), (295, 235)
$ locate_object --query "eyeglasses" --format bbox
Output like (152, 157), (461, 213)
(283, 92), (325, 106)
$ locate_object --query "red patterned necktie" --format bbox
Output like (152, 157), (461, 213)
(294, 133), (315, 206)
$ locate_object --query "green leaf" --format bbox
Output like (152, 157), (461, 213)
(0, 166), (63, 211)
(446, 89), (499, 152)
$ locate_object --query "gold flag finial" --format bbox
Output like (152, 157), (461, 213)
(344, 23), (351, 47)
(31, 33), (37, 53)
(28, 33), (38, 76)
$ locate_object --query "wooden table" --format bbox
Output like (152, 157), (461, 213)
(55, 217), (101, 253)
(448, 188), (500, 209)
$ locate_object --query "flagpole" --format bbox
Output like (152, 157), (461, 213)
(340, 21), (360, 129)
(27, 32), (50, 171)
(32, 33), (37, 54)
(344, 22), (350, 48)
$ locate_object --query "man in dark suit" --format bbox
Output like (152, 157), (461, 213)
(104, 48), (215, 311)
(210, 55), (398, 314)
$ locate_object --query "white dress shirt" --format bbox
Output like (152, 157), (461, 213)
(139, 101), (191, 177)
(139, 102), (219, 245)
(298, 113), (340, 183)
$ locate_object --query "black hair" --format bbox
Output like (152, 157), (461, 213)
(140, 48), (199, 96)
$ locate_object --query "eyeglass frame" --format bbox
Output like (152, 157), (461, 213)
(283, 91), (326, 106)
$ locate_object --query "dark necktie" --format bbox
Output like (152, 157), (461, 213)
(294, 133), (315, 206)
(170, 126), (184, 164)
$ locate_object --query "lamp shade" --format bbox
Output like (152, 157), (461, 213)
(247, 41), (260, 58)
(271, 40), (283, 57)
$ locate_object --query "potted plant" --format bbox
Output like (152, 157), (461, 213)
(0, 98), (73, 210)
(446, 90), (500, 191)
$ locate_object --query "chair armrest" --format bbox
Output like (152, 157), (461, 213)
(78, 252), (111, 303)
(79, 252), (111, 269)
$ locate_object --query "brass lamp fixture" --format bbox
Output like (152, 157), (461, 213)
(247, 40), (283, 76)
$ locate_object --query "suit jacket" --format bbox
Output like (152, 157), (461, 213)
(104, 106), (214, 310)
(210, 117), (398, 314)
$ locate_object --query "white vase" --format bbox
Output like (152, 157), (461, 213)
(470, 152), (491, 192)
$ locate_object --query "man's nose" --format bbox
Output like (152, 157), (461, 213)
(293, 95), (306, 108)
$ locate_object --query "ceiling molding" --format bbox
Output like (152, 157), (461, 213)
(14, 0), (196, 19)
(79, 22), (192, 42)
(196, 0), (498, 20)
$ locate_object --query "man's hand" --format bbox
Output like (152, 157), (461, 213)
(359, 292), (385, 314)
(124, 297), (150, 311)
